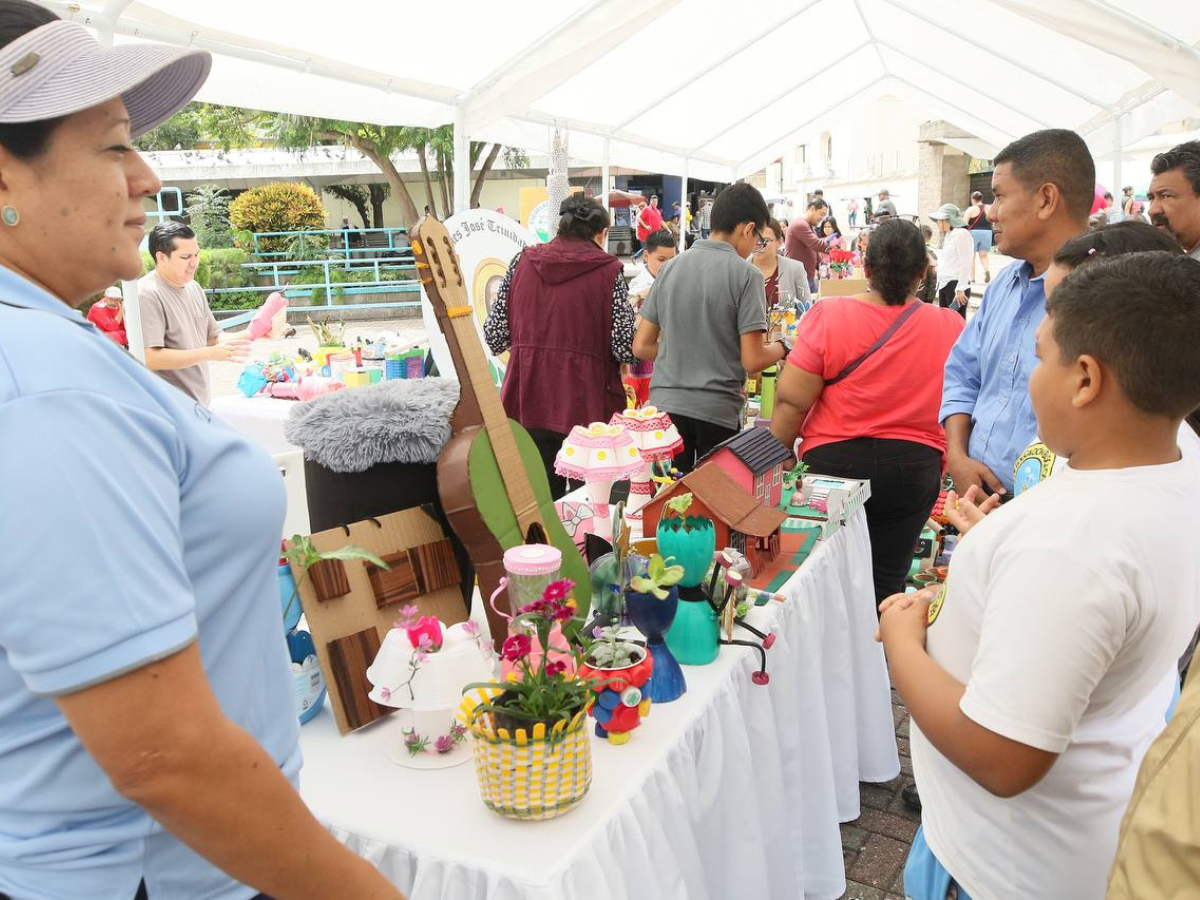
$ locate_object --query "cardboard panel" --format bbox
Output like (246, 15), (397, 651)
(287, 507), (470, 734)
(326, 628), (388, 730)
(412, 538), (460, 594)
(367, 551), (420, 609)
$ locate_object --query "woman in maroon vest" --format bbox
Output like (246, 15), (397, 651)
(484, 196), (637, 498)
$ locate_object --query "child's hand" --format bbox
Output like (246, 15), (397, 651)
(943, 486), (1001, 536)
(875, 588), (935, 645)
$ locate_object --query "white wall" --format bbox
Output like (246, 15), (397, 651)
(322, 177), (547, 229)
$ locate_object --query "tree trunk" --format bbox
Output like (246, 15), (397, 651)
(336, 131), (420, 227)
(417, 144), (438, 218)
(471, 143), (502, 208)
(326, 185), (371, 228)
(437, 148), (451, 217)
(369, 184), (387, 228)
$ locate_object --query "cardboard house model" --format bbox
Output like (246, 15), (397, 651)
(702, 428), (794, 509)
(641, 462), (788, 576)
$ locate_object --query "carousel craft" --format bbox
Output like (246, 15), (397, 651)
(608, 407), (684, 516)
(555, 422), (645, 536)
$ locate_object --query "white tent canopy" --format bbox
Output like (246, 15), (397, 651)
(41, 0), (1200, 198)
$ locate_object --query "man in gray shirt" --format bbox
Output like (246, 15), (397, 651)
(140, 222), (248, 406)
(873, 188), (898, 222)
(633, 183), (790, 471)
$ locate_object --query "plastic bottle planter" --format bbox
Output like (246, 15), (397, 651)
(656, 515), (717, 588)
(588, 552), (648, 626)
(624, 586), (686, 703)
(666, 588), (720, 666)
(578, 645), (654, 744)
(459, 689), (593, 821)
(307, 558), (351, 602)
(286, 628), (326, 725)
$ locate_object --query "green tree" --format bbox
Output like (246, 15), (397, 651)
(228, 182), (328, 253)
(141, 104), (523, 223)
(185, 184), (234, 248)
(323, 183), (389, 228)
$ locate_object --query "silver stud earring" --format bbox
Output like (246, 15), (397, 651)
(1, 206), (18, 227)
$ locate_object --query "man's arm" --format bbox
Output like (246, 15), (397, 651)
(58, 644), (404, 899)
(633, 318), (660, 362)
(740, 331), (788, 376)
(144, 343), (247, 371)
(940, 306), (1006, 496)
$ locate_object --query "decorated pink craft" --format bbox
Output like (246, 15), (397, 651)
(555, 422), (645, 536)
(609, 407), (684, 515)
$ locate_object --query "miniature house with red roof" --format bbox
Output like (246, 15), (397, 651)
(703, 428), (793, 509)
(641, 463), (788, 576)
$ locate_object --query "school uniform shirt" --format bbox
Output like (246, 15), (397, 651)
(913, 455), (1200, 900)
(0, 266), (299, 900)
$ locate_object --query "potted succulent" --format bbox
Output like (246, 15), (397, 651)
(624, 554), (687, 703)
(282, 535), (389, 724)
(655, 494), (716, 588)
(459, 580), (598, 820)
(578, 626), (654, 744)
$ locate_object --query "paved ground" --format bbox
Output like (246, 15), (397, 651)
(839, 687), (919, 900)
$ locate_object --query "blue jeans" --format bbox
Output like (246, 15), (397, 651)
(904, 826), (973, 900)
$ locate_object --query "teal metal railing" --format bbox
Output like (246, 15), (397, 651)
(248, 226), (412, 263)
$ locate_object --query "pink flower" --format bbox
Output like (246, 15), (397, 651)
(378, 687), (392, 702)
(462, 619), (480, 636)
(479, 639), (495, 655)
(405, 616), (443, 651)
(592, 626), (604, 639)
(551, 603), (575, 622)
(418, 634), (433, 651)
(414, 650), (428, 665)
(451, 722), (467, 738)
(434, 734), (455, 754)
(542, 579), (574, 602)
(546, 660), (567, 677)
(403, 730), (421, 749)
(393, 604), (420, 629)
(501, 633), (532, 662)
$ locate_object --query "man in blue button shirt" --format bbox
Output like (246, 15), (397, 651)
(941, 130), (1094, 497)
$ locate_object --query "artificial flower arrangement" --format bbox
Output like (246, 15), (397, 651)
(827, 247), (857, 278)
(368, 605), (494, 760)
(458, 579), (615, 819)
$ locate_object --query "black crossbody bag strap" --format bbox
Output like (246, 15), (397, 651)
(825, 301), (924, 386)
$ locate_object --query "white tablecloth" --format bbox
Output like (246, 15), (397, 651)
(210, 395), (297, 456)
(298, 509), (897, 899)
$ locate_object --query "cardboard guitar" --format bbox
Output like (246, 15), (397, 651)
(410, 217), (590, 640)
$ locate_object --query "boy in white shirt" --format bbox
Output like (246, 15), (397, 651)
(625, 230), (676, 406)
(880, 251), (1200, 900)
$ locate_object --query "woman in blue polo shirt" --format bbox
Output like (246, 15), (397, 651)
(0, 3), (402, 899)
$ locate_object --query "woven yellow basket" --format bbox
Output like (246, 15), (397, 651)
(458, 688), (593, 821)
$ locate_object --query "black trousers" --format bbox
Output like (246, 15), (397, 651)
(667, 413), (738, 474)
(527, 427), (570, 501)
(802, 438), (942, 606)
(938, 280), (967, 318)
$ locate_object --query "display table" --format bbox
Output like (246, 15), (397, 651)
(298, 508), (896, 899)
(210, 395), (297, 456)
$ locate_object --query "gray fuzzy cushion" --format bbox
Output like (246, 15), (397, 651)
(284, 378), (459, 472)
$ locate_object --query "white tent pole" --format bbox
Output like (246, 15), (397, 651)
(122, 279), (145, 365)
(601, 139), (611, 217)
(1113, 114), (1123, 194)
(679, 158), (688, 252)
(453, 105), (470, 213)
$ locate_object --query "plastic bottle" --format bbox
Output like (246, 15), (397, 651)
(248, 291), (288, 340)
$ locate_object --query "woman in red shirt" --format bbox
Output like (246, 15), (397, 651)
(769, 219), (964, 604)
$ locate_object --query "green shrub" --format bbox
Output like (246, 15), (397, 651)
(228, 182), (328, 253)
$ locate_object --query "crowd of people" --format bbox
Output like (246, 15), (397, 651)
(486, 127), (1200, 900)
(3, 0), (1200, 893)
